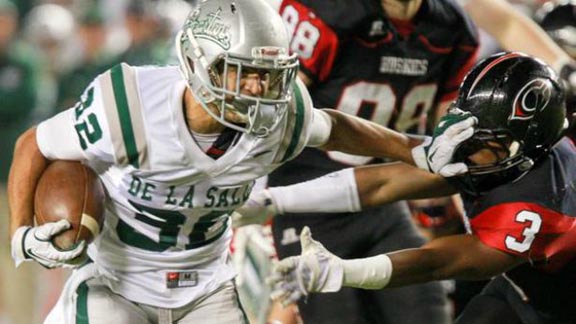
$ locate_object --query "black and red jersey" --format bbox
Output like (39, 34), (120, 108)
(462, 138), (576, 318)
(271, 0), (479, 183)
(280, 0), (478, 124)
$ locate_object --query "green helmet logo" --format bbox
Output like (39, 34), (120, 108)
(188, 7), (231, 50)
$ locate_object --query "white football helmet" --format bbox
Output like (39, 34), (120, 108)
(176, 0), (299, 136)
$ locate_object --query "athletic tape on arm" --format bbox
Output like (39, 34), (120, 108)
(268, 168), (361, 214)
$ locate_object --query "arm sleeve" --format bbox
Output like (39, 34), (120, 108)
(268, 168), (361, 214)
(280, 0), (340, 82)
(36, 77), (114, 163)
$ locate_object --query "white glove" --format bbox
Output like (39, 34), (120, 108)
(267, 226), (344, 306)
(412, 108), (477, 177)
(231, 189), (277, 228)
(11, 220), (87, 269)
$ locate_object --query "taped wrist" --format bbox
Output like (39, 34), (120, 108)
(411, 136), (432, 171)
(267, 168), (361, 214)
(341, 254), (393, 289)
(11, 226), (32, 267)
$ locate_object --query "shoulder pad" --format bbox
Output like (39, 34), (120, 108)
(273, 77), (314, 163)
(97, 63), (149, 169)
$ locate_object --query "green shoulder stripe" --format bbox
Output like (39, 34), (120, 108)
(279, 84), (306, 162)
(99, 63), (148, 168)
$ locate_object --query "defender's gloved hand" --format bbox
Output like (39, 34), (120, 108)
(267, 226), (344, 306)
(412, 108), (477, 177)
(11, 219), (87, 269)
(231, 189), (277, 228)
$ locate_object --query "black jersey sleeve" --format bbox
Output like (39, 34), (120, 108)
(426, 0), (479, 102)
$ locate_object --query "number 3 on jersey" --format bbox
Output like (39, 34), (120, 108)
(505, 210), (542, 253)
(74, 87), (103, 149)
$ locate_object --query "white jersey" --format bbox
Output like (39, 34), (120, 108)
(36, 63), (317, 307)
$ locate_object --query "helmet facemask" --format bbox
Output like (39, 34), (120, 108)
(451, 128), (535, 195)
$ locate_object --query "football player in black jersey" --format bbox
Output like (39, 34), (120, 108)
(266, 0), (478, 323)
(264, 53), (576, 324)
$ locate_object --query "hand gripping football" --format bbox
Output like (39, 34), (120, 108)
(34, 160), (105, 250)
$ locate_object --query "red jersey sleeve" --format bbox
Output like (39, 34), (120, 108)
(280, 0), (339, 82)
(470, 202), (576, 271)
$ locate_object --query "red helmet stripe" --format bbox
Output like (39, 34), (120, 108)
(466, 52), (525, 99)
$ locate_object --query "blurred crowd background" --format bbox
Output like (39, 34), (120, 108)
(0, 1), (199, 323)
(0, 0), (564, 323)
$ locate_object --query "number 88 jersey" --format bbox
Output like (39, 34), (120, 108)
(278, 0), (478, 169)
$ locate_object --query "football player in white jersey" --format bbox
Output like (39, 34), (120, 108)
(7, 0), (430, 323)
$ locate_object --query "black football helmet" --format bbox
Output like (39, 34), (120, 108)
(449, 52), (567, 196)
(535, 0), (576, 58)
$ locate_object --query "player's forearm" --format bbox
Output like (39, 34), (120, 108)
(320, 109), (422, 165)
(265, 164), (453, 215)
(266, 164), (417, 215)
(337, 249), (446, 290)
(355, 163), (455, 208)
(8, 128), (50, 237)
(268, 168), (361, 214)
(496, 17), (569, 71)
(340, 244), (457, 290)
(386, 235), (519, 287)
(466, 0), (570, 71)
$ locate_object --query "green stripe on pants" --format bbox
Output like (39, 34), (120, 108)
(76, 281), (89, 324)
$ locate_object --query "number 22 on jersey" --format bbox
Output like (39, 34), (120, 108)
(74, 87), (103, 149)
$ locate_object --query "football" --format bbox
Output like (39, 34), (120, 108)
(34, 160), (105, 250)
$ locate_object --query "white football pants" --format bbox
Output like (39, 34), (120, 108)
(44, 263), (248, 324)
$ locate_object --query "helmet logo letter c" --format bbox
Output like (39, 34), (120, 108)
(511, 79), (551, 120)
